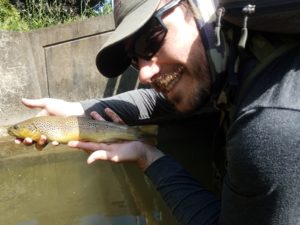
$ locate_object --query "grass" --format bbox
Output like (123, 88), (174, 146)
(0, 0), (112, 31)
(0, 0), (29, 31)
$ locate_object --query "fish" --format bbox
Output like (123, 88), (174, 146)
(7, 116), (157, 144)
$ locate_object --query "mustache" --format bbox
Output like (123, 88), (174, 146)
(152, 66), (184, 92)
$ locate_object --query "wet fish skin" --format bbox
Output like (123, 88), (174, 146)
(7, 116), (157, 144)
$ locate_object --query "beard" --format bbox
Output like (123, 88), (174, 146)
(169, 42), (212, 113)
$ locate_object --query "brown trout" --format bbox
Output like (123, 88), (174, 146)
(7, 116), (157, 144)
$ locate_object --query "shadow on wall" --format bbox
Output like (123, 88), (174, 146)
(103, 66), (150, 97)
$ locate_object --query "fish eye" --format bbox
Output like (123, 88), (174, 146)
(13, 124), (20, 130)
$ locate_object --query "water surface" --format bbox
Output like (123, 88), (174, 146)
(0, 139), (178, 225)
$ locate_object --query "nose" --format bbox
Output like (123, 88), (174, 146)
(138, 59), (160, 84)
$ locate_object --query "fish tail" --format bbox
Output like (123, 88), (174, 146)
(135, 125), (158, 145)
(137, 125), (158, 136)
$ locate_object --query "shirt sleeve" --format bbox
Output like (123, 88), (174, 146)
(145, 156), (221, 225)
(80, 88), (176, 125)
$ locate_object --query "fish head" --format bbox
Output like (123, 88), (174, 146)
(7, 120), (41, 141)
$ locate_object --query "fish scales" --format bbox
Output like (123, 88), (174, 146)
(7, 116), (157, 144)
(73, 117), (142, 142)
(33, 116), (81, 142)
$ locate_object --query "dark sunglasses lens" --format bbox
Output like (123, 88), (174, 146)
(134, 18), (167, 59)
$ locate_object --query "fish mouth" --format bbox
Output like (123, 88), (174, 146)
(151, 66), (184, 94)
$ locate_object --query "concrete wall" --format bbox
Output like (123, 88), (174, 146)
(0, 31), (41, 125)
(0, 15), (139, 125)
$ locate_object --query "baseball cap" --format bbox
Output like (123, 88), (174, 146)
(96, 0), (161, 78)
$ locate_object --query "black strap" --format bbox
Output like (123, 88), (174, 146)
(230, 41), (300, 121)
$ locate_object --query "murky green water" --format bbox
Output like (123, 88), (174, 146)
(0, 139), (178, 225)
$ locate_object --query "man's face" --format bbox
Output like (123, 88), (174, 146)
(130, 1), (211, 113)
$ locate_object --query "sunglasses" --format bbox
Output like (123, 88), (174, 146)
(127, 0), (182, 69)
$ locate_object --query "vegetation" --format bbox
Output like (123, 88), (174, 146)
(0, 0), (112, 31)
(0, 0), (28, 30)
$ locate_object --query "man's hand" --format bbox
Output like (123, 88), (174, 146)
(68, 109), (164, 171)
(68, 140), (164, 171)
(21, 98), (84, 117)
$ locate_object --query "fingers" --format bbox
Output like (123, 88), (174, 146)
(34, 135), (48, 151)
(91, 108), (125, 125)
(22, 98), (46, 109)
(104, 108), (125, 124)
(68, 141), (118, 164)
(22, 98), (50, 116)
(87, 150), (109, 164)
(14, 137), (33, 145)
(68, 140), (108, 151)
(90, 111), (105, 121)
(37, 135), (48, 146)
(36, 109), (51, 117)
(51, 141), (59, 146)
(87, 150), (120, 164)
(15, 135), (49, 151)
(14, 138), (22, 144)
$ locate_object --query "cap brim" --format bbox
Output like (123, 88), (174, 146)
(96, 0), (161, 78)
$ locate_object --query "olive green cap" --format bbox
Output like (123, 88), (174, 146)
(96, 0), (161, 78)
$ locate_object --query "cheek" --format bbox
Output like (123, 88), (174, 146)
(162, 26), (199, 62)
(177, 74), (200, 93)
(160, 36), (191, 62)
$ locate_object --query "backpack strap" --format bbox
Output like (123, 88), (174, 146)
(230, 39), (300, 121)
(211, 35), (300, 193)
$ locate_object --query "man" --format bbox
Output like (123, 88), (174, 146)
(18, 0), (300, 224)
